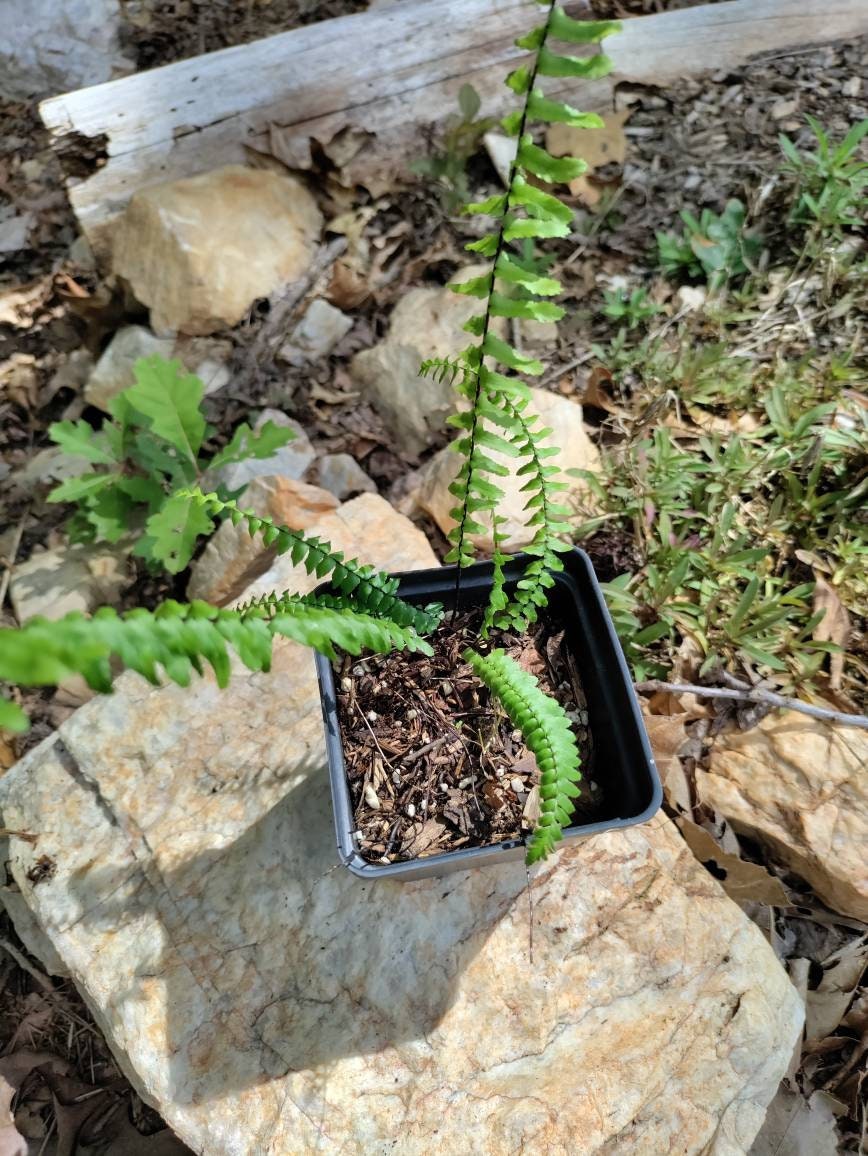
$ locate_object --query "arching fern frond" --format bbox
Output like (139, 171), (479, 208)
(464, 647), (581, 864)
(0, 594), (434, 730)
(177, 488), (440, 634)
(442, 3), (618, 624)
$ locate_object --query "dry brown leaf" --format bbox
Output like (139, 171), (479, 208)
(0, 1052), (71, 1156)
(639, 701), (691, 813)
(400, 819), (447, 858)
(0, 277), (52, 330)
(546, 110), (630, 206)
(811, 575), (850, 690)
(0, 739), (17, 772)
(751, 1088), (843, 1156)
(677, 817), (790, 905)
(805, 936), (868, 1042)
(579, 365), (629, 416)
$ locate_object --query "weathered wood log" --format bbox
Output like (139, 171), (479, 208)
(40, 0), (868, 259)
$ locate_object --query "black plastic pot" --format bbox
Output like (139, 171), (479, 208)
(314, 549), (661, 880)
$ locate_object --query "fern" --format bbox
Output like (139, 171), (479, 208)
(440, 3), (618, 632)
(0, 595), (434, 728)
(464, 647), (581, 864)
(178, 488), (441, 635)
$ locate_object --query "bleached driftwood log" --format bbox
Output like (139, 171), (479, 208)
(40, 0), (868, 259)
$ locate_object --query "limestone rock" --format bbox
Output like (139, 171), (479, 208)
(350, 267), (505, 457)
(279, 299), (353, 365)
(173, 335), (233, 396)
(403, 386), (601, 550)
(10, 541), (132, 623)
(0, 732), (803, 1156)
(310, 453), (377, 501)
(84, 326), (175, 411)
(187, 475), (339, 605)
(0, 502), (801, 1154)
(698, 712), (868, 920)
(240, 492), (437, 606)
(0, 0), (133, 100)
(202, 408), (316, 493)
(112, 166), (322, 335)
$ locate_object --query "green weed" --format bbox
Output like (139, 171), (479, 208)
(657, 198), (763, 292)
(411, 84), (498, 214)
(47, 356), (293, 574)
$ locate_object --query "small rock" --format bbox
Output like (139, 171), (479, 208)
(241, 492), (438, 606)
(112, 165), (323, 335)
(483, 132), (517, 186)
(0, 212), (34, 253)
(173, 335), (234, 396)
(7, 446), (90, 498)
(84, 325), (175, 411)
(771, 97), (800, 121)
(0, 0), (133, 100)
(350, 266), (505, 457)
(698, 712), (868, 920)
(363, 783), (381, 810)
(842, 76), (861, 98)
(401, 386), (601, 550)
(311, 453), (377, 501)
(187, 475), (339, 605)
(10, 541), (132, 623)
(279, 299), (353, 366)
(202, 409), (316, 493)
(676, 285), (707, 313)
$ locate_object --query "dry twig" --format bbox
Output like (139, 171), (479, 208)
(634, 680), (868, 730)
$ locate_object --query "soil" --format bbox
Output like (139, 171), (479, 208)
(119, 0), (367, 69)
(336, 605), (601, 863)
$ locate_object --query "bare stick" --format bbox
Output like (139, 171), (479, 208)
(634, 680), (868, 730)
(0, 937), (55, 993)
(239, 236), (347, 377)
(0, 509), (28, 611)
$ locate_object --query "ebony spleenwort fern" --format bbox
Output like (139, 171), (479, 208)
(0, 597), (433, 732)
(464, 647), (581, 865)
(423, 3), (619, 637)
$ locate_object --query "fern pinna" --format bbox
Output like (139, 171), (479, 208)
(422, 3), (619, 636)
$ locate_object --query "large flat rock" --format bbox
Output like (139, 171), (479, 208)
(0, 499), (802, 1154)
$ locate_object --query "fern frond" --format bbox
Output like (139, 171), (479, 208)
(442, 2), (617, 623)
(464, 647), (581, 864)
(0, 596), (434, 728)
(177, 488), (440, 634)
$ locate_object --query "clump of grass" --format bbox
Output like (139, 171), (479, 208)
(576, 368), (866, 692)
(577, 118), (868, 699)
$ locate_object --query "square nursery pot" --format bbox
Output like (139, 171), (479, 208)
(315, 549), (662, 880)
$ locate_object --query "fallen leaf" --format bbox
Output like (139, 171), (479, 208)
(805, 935), (868, 1042)
(750, 1088), (843, 1156)
(640, 702), (691, 813)
(0, 1052), (71, 1156)
(0, 278), (52, 330)
(811, 575), (850, 690)
(677, 817), (791, 905)
(580, 365), (628, 416)
(547, 110), (630, 206)
(400, 819), (447, 858)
